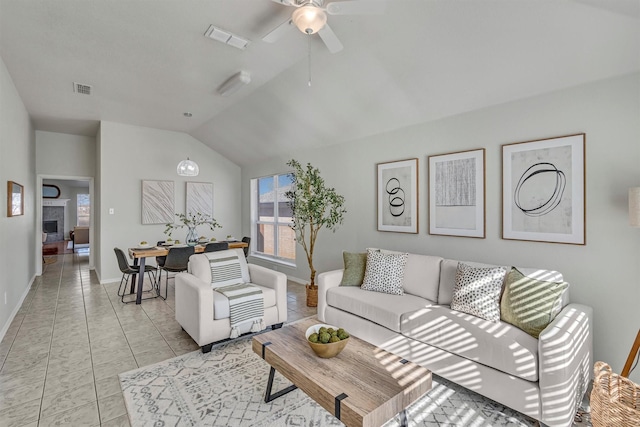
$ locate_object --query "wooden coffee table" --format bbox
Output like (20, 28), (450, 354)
(252, 318), (432, 427)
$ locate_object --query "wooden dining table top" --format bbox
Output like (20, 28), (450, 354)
(128, 241), (247, 258)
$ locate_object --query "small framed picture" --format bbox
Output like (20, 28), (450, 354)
(502, 133), (585, 245)
(377, 158), (418, 233)
(428, 149), (485, 238)
(7, 181), (24, 217)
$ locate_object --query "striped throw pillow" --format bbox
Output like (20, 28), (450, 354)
(209, 254), (244, 288)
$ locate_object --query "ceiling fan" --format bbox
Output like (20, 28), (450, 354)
(263, 0), (384, 53)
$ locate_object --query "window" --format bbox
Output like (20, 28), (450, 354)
(251, 173), (295, 264)
(77, 194), (90, 226)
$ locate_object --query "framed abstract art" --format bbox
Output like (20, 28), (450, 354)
(377, 158), (418, 233)
(186, 182), (213, 218)
(428, 149), (485, 238)
(502, 134), (585, 245)
(141, 180), (175, 224)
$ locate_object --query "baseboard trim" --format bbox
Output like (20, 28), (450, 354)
(0, 274), (36, 344)
(286, 275), (307, 285)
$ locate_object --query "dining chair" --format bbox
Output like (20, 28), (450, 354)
(204, 241), (228, 253)
(114, 247), (158, 303)
(156, 240), (167, 269)
(241, 236), (251, 257)
(158, 245), (195, 300)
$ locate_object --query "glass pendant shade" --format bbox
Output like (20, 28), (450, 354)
(292, 5), (327, 34)
(177, 158), (199, 177)
(630, 187), (640, 227)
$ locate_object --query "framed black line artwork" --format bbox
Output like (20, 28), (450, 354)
(377, 158), (418, 234)
(502, 133), (585, 245)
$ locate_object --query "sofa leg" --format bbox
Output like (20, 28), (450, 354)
(271, 323), (283, 330)
(201, 343), (214, 353)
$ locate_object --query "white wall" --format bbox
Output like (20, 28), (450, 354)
(0, 56), (36, 341)
(36, 131), (96, 177)
(242, 72), (640, 382)
(97, 121), (242, 282)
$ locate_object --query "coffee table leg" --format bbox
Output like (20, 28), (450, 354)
(264, 366), (297, 403)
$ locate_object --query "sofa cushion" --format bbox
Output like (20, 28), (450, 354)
(501, 268), (570, 338)
(400, 305), (539, 382)
(326, 286), (433, 333)
(361, 249), (408, 295)
(188, 249), (250, 285)
(213, 283), (276, 320)
(451, 263), (508, 322)
(340, 252), (367, 286)
(402, 254), (443, 302)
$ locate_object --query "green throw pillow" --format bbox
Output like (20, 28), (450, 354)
(500, 268), (569, 338)
(340, 252), (367, 286)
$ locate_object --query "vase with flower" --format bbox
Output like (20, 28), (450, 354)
(164, 212), (221, 246)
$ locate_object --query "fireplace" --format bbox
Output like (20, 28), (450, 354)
(43, 220), (58, 233)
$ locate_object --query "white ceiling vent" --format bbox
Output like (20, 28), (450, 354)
(204, 25), (250, 50)
(73, 82), (92, 95)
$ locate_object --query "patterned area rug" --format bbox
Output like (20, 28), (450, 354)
(120, 333), (591, 427)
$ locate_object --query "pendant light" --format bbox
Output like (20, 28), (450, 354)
(177, 158), (199, 177)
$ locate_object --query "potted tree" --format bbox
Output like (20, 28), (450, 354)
(285, 159), (346, 307)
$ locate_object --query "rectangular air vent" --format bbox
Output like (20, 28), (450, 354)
(73, 82), (92, 95)
(204, 25), (250, 50)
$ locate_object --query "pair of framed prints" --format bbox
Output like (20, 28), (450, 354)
(376, 133), (585, 245)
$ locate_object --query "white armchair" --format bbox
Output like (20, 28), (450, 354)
(175, 249), (287, 352)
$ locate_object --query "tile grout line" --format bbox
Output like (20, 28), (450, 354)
(77, 251), (106, 426)
(103, 276), (144, 373)
(37, 252), (66, 424)
(141, 280), (179, 358)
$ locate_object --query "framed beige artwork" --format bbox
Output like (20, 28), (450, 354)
(7, 181), (24, 217)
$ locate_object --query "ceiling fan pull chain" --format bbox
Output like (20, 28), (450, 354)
(307, 32), (313, 87)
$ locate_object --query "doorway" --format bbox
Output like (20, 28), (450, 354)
(37, 175), (95, 274)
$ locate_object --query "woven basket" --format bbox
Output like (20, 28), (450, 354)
(591, 361), (640, 427)
(305, 285), (318, 307)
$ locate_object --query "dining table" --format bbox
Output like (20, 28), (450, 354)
(127, 241), (248, 304)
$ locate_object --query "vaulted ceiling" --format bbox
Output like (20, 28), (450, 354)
(1, 0), (639, 166)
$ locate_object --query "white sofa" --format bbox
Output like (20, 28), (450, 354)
(175, 249), (288, 352)
(318, 251), (592, 427)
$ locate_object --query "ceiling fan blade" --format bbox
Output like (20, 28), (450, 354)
(263, 19), (295, 43)
(270, 0), (297, 6)
(318, 24), (343, 53)
(326, 0), (385, 15)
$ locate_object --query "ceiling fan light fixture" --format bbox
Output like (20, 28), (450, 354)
(292, 5), (327, 34)
(177, 158), (199, 177)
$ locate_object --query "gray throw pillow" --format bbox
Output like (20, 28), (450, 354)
(361, 249), (408, 295)
(451, 263), (508, 322)
(340, 252), (367, 286)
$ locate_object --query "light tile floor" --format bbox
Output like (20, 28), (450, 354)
(0, 251), (316, 427)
